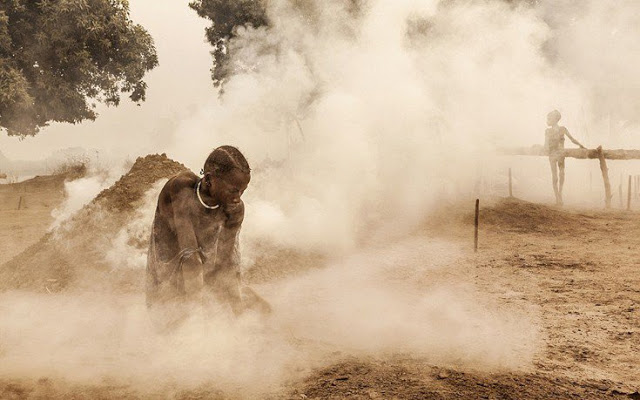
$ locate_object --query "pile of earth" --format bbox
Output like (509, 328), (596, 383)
(479, 197), (602, 235)
(0, 154), (187, 293)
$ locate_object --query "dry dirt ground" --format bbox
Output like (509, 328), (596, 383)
(0, 175), (66, 265)
(0, 170), (639, 399)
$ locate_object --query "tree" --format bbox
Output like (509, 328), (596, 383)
(0, 0), (158, 137)
(188, 0), (268, 88)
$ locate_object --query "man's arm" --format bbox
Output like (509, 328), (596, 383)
(203, 202), (244, 313)
(166, 174), (200, 251)
(563, 128), (586, 149)
(167, 173), (208, 296)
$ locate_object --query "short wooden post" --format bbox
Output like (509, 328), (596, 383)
(596, 146), (612, 208)
(17, 196), (23, 210)
(474, 199), (479, 253)
(628, 175), (632, 210)
(508, 168), (513, 197)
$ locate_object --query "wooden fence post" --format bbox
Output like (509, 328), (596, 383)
(474, 199), (479, 253)
(596, 146), (612, 208)
(17, 196), (23, 210)
(628, 175), (632, 210)
(508, 168), (513, 197)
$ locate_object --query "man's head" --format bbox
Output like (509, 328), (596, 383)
(202, 146), (250, 207)
(547, 110), (561, 126)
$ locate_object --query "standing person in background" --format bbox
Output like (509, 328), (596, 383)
(146, 145), (270, 331)
(545, 110), (586, 206)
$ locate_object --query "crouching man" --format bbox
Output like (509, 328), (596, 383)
(146, 145), (270, 330)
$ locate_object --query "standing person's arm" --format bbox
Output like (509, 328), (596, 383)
(563, 127), (586, 149)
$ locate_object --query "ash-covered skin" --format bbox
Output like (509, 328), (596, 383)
(146, 146), (269, 330)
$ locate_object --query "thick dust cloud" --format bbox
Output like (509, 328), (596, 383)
(50, 166), (126, 230)
(0, 237), (537, 395)
(169, 0), (640, 247)
(3, 0), (640, 396)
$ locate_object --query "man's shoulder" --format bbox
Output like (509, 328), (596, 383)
(171, 170), (198, 186)
(162, 171), (198, 197)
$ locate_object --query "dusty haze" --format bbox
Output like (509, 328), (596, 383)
(1, 0), (640, 397)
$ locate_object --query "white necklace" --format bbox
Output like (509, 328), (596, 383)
(196, 180), (219, 210)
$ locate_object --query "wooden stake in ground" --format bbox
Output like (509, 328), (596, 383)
(474, 199), (479, 253)
(508, 168), (513, 197)
(628, 175), (632, 211)
(596, 146), (612, 208)
(17, 196), (23, 210)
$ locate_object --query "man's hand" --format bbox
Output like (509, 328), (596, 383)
(180, 249), (204, 298)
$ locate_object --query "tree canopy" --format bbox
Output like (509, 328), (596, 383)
(188, 0), (268, 88)
(0, 0), (158, 137)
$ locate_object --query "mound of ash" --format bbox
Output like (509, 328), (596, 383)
(0, 154), (187, 293)
(94, 154), (186, 212)
(481, 197), (597, 235)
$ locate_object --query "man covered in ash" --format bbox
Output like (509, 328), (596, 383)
(545, 110), (586, 206)
(146, 145), (270, 330)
